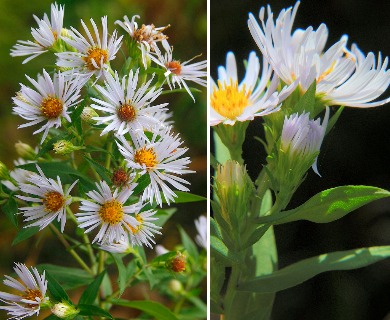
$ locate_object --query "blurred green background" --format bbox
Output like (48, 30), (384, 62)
(0, 0), (207, 317)
(211, 0), (390, 319)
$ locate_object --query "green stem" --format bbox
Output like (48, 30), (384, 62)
(66, 207), (95, 268)
(173, 276), (193, 314)
(85, 152), (101, 181)
(105, 138), (113, 170)
(49, 224), (93, 275)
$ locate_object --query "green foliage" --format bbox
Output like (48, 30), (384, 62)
(45, 271), (72, 303)
(110, 299), (179, 320)
(2, 196), (18, 226)
(257, 185), (390, 225)
(78, 271), (106, 305)
(12, 226), (40, 246)
(238, 246), (390, 293)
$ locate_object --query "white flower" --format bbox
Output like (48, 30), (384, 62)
(0, 263), (49, 320)
(16, 165), (77, 232)
(155, 244), (169, 256)
(151, 40), (207, 101)
(99, 236), (132, 254)
(76, 180), (140, 244)
(248, 1), (390, 107)
(195, 215), (207, 249)
(91, 69), (168, 136)
(281, 108), (329, 175)
(210, 51), (297, 126)
(10, 2), (64, 64)
(12, 69), (84, 144)
(128, 209), (161, 248)
(115, 15), (169, 68)
(116, 127), (193, 207)
(56, 16), (122, 80)
(1, 159), (35, 192)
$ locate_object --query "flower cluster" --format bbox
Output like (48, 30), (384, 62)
(0, 3), (206, 319)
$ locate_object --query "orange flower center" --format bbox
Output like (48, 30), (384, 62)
(43, 191), (65, 212)
(134, 147), (158, 168)
(22, 289), (43, 308)
(83, 47), (108, 70)
(99, 200), (124, 224)
(117, 103), (136, 122)
(166, 61), (182, 75)
(211, 80), (251, 120)
(128, 214), (143, 234)
(41, 97), (63, 119)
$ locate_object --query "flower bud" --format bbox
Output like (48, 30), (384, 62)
(112, 167), (131, 188)
(214, 160), (254, 227)
(15, 141), (36, 160)
(51, 302), (79, 319)
(53, 140), (84, 155)
(168, 279), (183, 293)
(0, 161), (10, 180)
(81, 106), (99, 124)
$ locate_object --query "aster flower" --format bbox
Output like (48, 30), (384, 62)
(210, 51), (297, 126)
(76, 180), (140, 244)
(16, 165), (77, 232)
(115, 15), (169, 68)
(0, 263), (49, 320)
(248, 1), (390, 107)
(10, 2), (64, 64)
(99, 237), (132, 254)
(12, 69), (84, 144)
(194, 215), (207, 249)
(116, 127), (193, 207)
(151, 40), (207, 101)
(91, 69), (168, 136)
(128, 209), (161, 248)
(280, 108), (329, 175)
(56, 16), (122, 80)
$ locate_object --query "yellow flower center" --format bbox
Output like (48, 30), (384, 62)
(41, 97), (63, 119)
(22, 289), (43, 308)
(210, 80), (251, 120)
(99, 200), (124, 224)
(128, 214), (143, 234)
(166, 61), (182, 75)
(134, 147), (158, 168)
(117, 103), (136, 122)
(83, 47), (108, 70)
(43, 191), (65, 212)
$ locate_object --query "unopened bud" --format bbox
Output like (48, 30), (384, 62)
(15, 141), (36, 160)
(112, 167), (131, 188)
(53, 140), (84, 155)
(168, 279), (183, 293)
(0, 161), (10, 180)
(51, 302), (79, 319)
(81, 107), (99, 124)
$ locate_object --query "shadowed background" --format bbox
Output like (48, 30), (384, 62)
(0, 0), (207, 318)
(211, 0), (390, 319)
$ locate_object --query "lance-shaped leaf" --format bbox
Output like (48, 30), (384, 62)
(238, 246), (390, 293)
(257, 185), (390, 225)
(78, 271), (106, 305)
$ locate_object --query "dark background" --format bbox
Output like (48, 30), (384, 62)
(211, 1), (390, 319)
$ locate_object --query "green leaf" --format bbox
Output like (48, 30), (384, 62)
(256, 185), (390, 225)
(111, 254), (127, 296)
(165, 191), (206, 203)
(238, 246), (390, 293)
(44, 315), (62, 320)
(17, 162), (94, 190)
(178, 226), (198, 260)
(83, 155), (111, 183)
(36, 264), (94, 290)
(210, 235), (237, 265)
(293, 81), (316, 114)
(12, 226), (40, 246)
(45, 271), (71, 303)
(326, 105), (344, 135)
(153, 208), (177, 227)
(78, 271), (106, 305)
(78, 304), (113, 319)
(2, 196), (18, 226)
(133, 174), (151, 195)
(110, 299), (179, 320)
